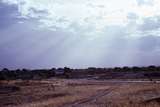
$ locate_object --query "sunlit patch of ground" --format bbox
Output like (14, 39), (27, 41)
(0, 79), (160, 107)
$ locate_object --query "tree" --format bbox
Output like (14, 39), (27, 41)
(148, 65), (156, 71)
(132, 66), (140, 72)
(64, 67), (72, 78)
(122, 66), (130, 72)
(2, 68), (9, 72)
(114, 67), (122, 72)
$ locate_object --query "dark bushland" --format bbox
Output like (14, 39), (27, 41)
(1, 66), (160, 80)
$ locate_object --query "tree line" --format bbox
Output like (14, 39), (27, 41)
(0, 66), (160, 80)
(0, 67), (72, 80)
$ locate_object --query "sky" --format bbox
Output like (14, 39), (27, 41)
(0, 0), (160, 69)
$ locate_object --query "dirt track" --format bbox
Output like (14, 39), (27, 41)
(64, 87), (114, 107)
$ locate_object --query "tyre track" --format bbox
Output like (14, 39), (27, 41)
(63, 87), (115, 107)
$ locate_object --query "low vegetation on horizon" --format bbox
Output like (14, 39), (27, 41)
(1, 65), (160, 80)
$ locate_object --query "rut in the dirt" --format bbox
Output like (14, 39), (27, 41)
(63, 87), (114, 107)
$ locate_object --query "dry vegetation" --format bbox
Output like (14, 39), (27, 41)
(0, 79), (160, 107)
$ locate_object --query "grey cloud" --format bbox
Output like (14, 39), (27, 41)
(26, 8), (48, 19)
(135, 35), (160, 51)
(138, 17), (160, 31)
(99, 35), (160, 67)
(136, 0), (153, 6)
(0, 21), (77, 69)
(1, 1), (160, 68)
(1, 22), (160, 68)
(127, 13), (139, 20)
(0, 2), (19, 29)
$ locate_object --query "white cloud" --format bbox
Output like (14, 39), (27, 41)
(2, 0), (160, 37)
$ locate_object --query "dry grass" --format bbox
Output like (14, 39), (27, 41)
(0, 79), (160, 107)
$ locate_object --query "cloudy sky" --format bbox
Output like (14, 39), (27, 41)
(0, 0), (160, 69)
